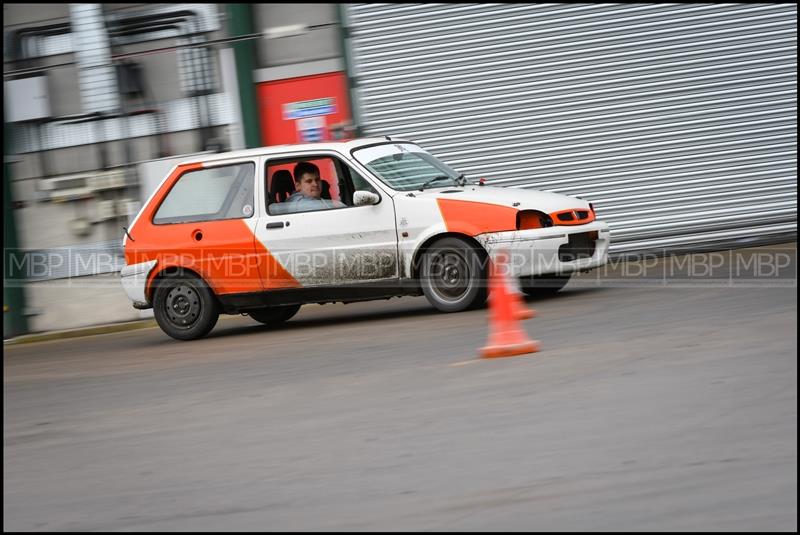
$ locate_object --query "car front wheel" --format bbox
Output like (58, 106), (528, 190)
(419, 237), (488, 312)
(153, 273), (220, 340)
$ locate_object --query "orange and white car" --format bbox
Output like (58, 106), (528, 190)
(121, 138), (610, 340)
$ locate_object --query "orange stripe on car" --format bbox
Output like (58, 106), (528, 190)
(436, 199), (518, 236)
(125, 163), (300, 298)
(136, 219), (300, 296)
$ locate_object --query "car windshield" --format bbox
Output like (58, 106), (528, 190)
(352, 143), (462, 191)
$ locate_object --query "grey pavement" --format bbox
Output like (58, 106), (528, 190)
(3, 246), (797, 531)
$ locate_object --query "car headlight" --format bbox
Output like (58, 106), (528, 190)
(517, 210), (553, 230)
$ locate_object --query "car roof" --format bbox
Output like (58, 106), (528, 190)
(180, 137), (413, 165)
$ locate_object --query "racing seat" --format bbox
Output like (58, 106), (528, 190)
(270, 170), (295, 203)
(321, 179), (331, 200)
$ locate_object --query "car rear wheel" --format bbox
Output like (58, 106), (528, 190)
(153, 273), (220, 340)
(519, 273), (572, 297)
(419, 237), (488, 312)
(247, 304), (301, 326)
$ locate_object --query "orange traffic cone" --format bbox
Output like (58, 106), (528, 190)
(492, 250), (535, 320)
(480, 252), (540, 359)
(507, 268), (536, 321)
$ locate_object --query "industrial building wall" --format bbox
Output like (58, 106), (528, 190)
(252, 3), (341, 68)
(345, 3), (797, 254)
(4, 3), (233, 269)
(4, 3), (349, 333)
(251, 4), (353, 145)
(4, 4), (231, 177)
(4, 3), (235, 332)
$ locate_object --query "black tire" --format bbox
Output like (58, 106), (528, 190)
(419, 237), (488, 312)
(247, 304), (301, 326)
(152, 273), (220, 341)
(519, 273), (572, 298)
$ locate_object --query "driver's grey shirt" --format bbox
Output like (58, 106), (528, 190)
(270, 192), (346, 214)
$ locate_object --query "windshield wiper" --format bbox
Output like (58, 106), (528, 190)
(419, 174), (463, 191)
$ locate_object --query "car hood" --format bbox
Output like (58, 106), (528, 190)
(412, 185), (590, 213)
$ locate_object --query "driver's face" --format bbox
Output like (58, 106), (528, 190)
(297, 173), (322, 198)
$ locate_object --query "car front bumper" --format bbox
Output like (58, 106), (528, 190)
(477, 221), (610, 277)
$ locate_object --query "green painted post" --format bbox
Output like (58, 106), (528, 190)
(227, 4), (263, 148)
(337, 4), (364, 137)
(4, 122), (29, 338)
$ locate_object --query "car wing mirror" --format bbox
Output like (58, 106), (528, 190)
(353, 190), (380, 206)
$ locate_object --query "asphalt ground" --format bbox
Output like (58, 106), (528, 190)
(3, 244), (797, 531)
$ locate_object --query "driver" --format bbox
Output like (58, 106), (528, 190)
(272, 161), (345, 214)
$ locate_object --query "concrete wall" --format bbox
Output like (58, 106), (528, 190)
(25, 274), (152, 333)
(2, 3), (72, 27)
(253, 4), (341, 68)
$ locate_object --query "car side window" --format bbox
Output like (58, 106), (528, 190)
(265, 156), (384, 215)
(267, 156), (348, 215)
(350, 168), (378, 195)
(153, 162), (255, 224)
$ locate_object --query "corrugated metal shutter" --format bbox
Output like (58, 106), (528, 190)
(346, 3), (797, 254)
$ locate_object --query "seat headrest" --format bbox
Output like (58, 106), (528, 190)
(270, 170), (295, 203)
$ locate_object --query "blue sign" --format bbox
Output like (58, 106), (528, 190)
(283, 98), (336, 120)
(297, 116), (325, 142)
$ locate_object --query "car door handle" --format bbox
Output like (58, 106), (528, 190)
(266, 222), (285, 229)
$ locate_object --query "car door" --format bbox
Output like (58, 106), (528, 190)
(255, 152), (399, 289)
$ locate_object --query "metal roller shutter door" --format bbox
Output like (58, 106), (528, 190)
(345, 3), (797, 254)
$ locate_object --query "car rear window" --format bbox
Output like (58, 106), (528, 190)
(153, 162), (255, 224)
